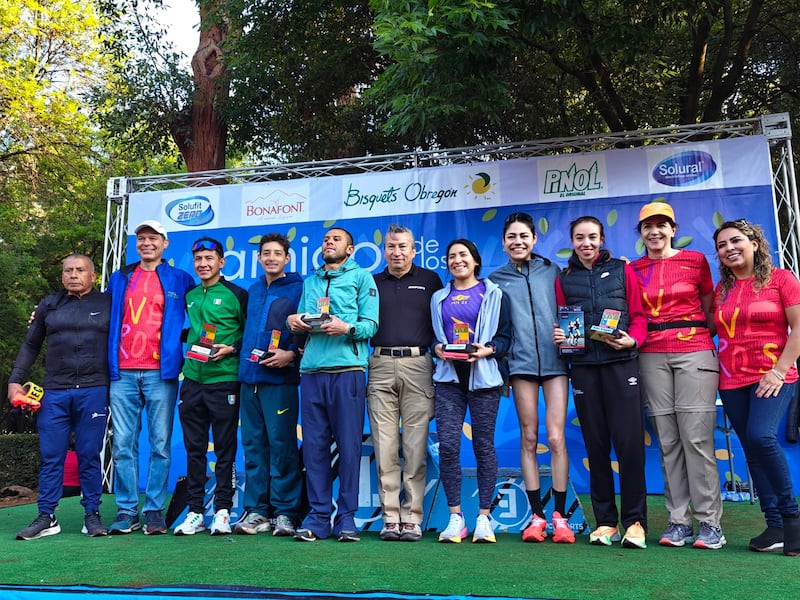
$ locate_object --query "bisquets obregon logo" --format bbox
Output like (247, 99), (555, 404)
(464, 172), (496, 202)
(542, 161), (604, 198)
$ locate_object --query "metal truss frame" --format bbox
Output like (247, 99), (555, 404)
(100, 115), (797, 491)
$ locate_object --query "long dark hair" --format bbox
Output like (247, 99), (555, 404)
(713, 220), (774, 301)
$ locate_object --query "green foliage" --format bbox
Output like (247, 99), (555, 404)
(369, 0), (800, 144)
(0, 0), (110, 382)
(90, 0), (193, 170)
(0, 434), (40, 489)
(225, 0), (413, 161)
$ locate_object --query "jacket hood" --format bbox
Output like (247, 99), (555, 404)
(314, 257), (360, 278)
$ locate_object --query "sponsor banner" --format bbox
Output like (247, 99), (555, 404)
(125, 135), (800, 498)
(128, 136), (773, 232)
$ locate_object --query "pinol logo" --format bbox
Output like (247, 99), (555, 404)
(165, 196), (214, 227)
(653, 151), (716, 187)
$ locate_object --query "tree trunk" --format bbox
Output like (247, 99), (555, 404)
(172, 0), (230, 173)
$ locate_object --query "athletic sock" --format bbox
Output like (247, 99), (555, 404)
(554, 489), (567, 515)
(527, 489), (543, 518)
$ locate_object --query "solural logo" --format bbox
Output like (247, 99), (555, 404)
(653, 151), (717, 187)
(165, 196), (215, 227)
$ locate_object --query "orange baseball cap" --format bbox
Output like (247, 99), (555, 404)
(638, 201), (675, 224)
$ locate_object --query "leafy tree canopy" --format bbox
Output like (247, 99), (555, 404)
(0, 0), (110, 388)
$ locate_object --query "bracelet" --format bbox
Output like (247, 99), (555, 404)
(771, 368), (785, 382)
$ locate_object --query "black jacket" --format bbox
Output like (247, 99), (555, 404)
(559, 250), (637, 365)
(10, 289), (111, 389)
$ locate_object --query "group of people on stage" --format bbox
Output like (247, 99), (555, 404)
(8, 204), (800, 557)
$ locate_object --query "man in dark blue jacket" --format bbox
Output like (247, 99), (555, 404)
(105, 220), (194, 535)
(235, 233), (304, 537)
(9, 255), (111, 540)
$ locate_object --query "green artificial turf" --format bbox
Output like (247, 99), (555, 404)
(1, 495), (797, 600)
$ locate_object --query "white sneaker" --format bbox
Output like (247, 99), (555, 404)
(210, 509), (231, 536)
(438, 513), (468, 543)
(173, 511), (206, 536)
(473, 514), (496, 543)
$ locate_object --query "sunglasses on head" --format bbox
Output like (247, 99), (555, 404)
(192, 240), (223, 254)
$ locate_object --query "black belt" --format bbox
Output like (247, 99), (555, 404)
(647, 320), (707, 332)
(376, 346), (428, 358)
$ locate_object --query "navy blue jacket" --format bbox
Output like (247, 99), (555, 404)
(238, 272), (304, 386)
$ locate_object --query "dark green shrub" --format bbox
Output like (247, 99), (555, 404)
(0, 434), (40, 489)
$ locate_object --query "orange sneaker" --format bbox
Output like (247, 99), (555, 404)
(622, 521), (647, 549)
(522, 514), (547, 542)
(551, 511), (576, 544)
(589, 525), (621, 546)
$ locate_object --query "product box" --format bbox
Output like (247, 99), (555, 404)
(558, 305), (585, 355)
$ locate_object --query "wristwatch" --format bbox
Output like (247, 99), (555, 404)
(349, 325), (356, 337)
(485, 341), (497, 355)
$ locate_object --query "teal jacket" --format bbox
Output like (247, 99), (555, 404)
(297, 258), (379, 373)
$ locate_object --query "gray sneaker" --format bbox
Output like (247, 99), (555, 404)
(81, 512), (108, 537)
(693, 522), (726, 549)
(658, 522), (694, 547)
(234, 511), (271, 535)
(273, 515), (296, 537)
(17, 513), (61, 540)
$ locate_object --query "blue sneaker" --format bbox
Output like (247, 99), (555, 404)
(142, 510), (167, 535)
(693, 522), (726, 550)
(108, 512), (140, 535)
(659, 522), (694, 547)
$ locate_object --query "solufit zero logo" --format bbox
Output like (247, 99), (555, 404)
(652, 151), (717, 187)
(543, 161), (603, 198)
(165, 196), (214, 227)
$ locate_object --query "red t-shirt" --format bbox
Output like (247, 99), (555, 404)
(714, 269), (800, 389)
(119, 266), (164, 370)
(631, 250), (716, 353)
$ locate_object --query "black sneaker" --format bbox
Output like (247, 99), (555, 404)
(82, 512), (108, 537)
(337, 529), (360, 542)
(17, 513), (61, 540)
(142, 510), (167, 535)
(294, 528), (318, 542)
(749, 526), (784, 552)
(783, 516), (800, 556)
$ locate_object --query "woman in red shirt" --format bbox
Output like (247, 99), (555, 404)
(631, 201), (723, 550)
(714, 219), (800, 557)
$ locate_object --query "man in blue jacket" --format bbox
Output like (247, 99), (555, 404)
(288, 227), (379, 542)
(106, 220), (194, 535)
(234, 233), (304, 537)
